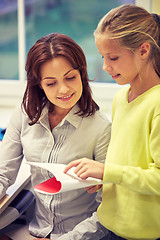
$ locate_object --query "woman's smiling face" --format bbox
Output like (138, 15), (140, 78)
(40, 56), (83, 112)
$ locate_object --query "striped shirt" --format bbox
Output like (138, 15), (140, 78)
(0, 104), (111, 239)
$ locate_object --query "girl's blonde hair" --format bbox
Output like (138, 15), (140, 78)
(94, 4), (160, 76)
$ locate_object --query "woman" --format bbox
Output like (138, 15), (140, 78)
(0, 33), (111, 239)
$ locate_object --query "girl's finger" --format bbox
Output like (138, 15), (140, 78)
(64, 159), (81, 173)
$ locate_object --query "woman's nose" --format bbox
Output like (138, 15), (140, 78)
(59, 83), (69, 93)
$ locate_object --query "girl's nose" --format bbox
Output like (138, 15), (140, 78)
(103, 63), (112, 72)
(103, 59), (112, 72)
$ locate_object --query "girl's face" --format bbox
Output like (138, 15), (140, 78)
(40, 56), (83, 113)
(95, 36), (141, 85)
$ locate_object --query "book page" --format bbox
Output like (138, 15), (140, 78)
(28, 162), (103, 194)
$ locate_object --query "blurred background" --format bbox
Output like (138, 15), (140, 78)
(0, 0), (159, 118)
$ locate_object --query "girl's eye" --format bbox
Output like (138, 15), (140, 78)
(110, 57), (119, 61)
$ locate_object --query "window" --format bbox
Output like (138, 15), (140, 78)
(0, 1), (18, 80)
(0, 0), (152, 115)
(25, 0), (134, 83)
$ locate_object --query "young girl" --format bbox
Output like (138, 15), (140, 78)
(0, 33), (111, 239)
(65, 4), (160, 240)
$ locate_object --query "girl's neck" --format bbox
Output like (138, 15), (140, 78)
(128, 66), (160, 103)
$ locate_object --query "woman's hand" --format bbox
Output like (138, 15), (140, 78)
(64, 158), (104, 180)
(34, 238), (50, 240)
(85, 184), (102, 193)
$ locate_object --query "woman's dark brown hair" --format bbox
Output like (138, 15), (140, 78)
(22, 33), (99, 125)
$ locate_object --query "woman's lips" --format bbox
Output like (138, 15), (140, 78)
(57, 93), (74, 101)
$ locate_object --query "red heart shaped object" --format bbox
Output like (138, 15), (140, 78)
(34, 176), (62, 194)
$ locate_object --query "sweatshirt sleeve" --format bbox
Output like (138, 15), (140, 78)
(104, 114), (160, 195)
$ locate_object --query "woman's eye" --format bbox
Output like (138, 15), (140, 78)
(66, 76), (76, 80)
(47, 82), (56, 86)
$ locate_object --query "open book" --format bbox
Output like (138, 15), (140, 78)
(28, 162), (104, 194)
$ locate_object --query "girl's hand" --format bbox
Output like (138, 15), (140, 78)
(64, 158), (104, 180)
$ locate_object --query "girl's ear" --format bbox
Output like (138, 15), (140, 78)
(139, 42), (150, 59)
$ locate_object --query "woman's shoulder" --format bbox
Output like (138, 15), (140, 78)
(94, 110), (110, 122)
(85, 110), (111, 129)
(9, 102), (30, 126)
